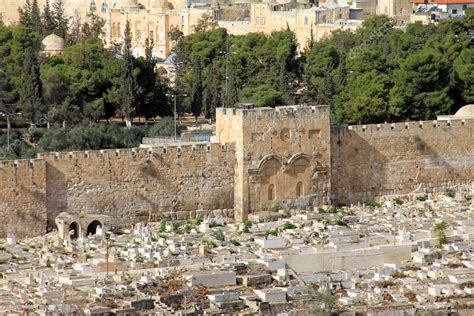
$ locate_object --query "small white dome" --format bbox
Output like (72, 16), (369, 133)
(42, 34), (66, 54)
(454, 104), (474, 118)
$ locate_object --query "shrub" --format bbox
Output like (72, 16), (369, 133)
(318, 207), (326, 214)
(393, 198), (403, 205)
(230, 239), (241, 246)
(334, 217), (347, 226)
(213, 231), (225, 241)
(184, 223), (193, 234)
(265, 228), (278, 237)
(416, 196), (426, 201)
(195, 217), (203, 226)
(173, 223), (183, 234)
(445, 189), (455, 198)
(282, 222), (297, 230)
(365, 200), (381, 208)
(209, 219), (223, 228)
(159, 221), (167, 233)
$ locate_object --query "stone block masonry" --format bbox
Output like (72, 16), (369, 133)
(331, 120), (474, 205)
(1, 106), (474, 239)
(0, 143), (235, 238)
(0, 159), (47, 238)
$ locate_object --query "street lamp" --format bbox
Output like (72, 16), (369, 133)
(166, 92), (187, 141)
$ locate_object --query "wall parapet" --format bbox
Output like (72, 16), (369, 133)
(332, 118), (474, 138)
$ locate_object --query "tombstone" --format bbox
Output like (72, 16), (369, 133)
(6, 234), (16, 246)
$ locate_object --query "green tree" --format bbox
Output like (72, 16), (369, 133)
(42, 0), (55, 35)
(226, 59), (238, 107)
(240, 84), (284, 108)
(118, 21), (138, 127)
(204, 61), (221, 120)
(390, 48), (453, 120)
(52, 0), (68, 39)
(454, 48), (474, 104)
(20, 46), (44, 124)
(333, 70), (392, 124)
(191, 56), (203, 120)
(19, 0), (42, 33)
(136, 38), (170, 120)
(434, 221), (448, 249)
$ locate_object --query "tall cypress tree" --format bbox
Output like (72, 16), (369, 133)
(20, 47), (44, 124)
(31, 0), (42, 33)
(191, 56), (203, 120)
(19, 0), (33, 27)
(42, 0), (55, 35)
(118, 20), (138, 127)
(204, 62), (221, 121)
(226, 59), (238, 107)
(52, 0), (69, 39)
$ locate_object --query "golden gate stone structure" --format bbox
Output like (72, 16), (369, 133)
(1, 104), (474, 238)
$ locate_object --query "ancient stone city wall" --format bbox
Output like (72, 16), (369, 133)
(0, 159), (48, 238)
(0, 143), (235, 238)
(331, 119), (474, 205)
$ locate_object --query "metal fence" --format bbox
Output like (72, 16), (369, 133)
(142, 134), (212, 144)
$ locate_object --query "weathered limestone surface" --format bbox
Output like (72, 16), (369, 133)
(2, 107), (474, 239)
(0, 144), (235, 238)
(215, 105), (332, 220)
(331, 120), (474, 205)
(0, 159), (47, 238)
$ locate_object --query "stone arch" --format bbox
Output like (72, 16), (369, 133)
(102, 0), (109, 12)
(86, 220), (102, 236)
(256, 154), (283, 173)
(69, 222), (80, 239)
(287, 153), (311, 167)
(90, 0), (97, 11)
(288, 154), (311, 175)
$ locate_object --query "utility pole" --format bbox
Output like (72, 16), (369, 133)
(105, 232), (110, 276)
(166, 92), (187, 141)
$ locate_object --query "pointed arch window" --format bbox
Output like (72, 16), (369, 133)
(90, 0), (97, 12)
(296, 181), (304, 198)
(102, 1), (109, 13)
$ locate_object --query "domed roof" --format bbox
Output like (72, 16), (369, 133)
(42, 34), (65, 52)
(454, 104), (474, 118)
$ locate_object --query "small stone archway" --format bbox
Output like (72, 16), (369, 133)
(69, 222), (80, 239)
(55, 212), (111, 241)
(86, 220), (102, 236)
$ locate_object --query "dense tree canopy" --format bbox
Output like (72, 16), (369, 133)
(0, 9), (473, 159)
(174, 13), (473, 123)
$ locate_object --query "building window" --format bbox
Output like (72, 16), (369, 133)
(117, 23), (121, 36)
(296, 182), (304, 197)
(304, 16), (308, 25)
(102, 1), (108, 13)
(268, 184), (275, 201)
(262, 17), (266, 25)
(149, 31), (154, 41)
(90, 0), (97, 12)
(452, 9), (457, 14)
(462, 4), (467, 10)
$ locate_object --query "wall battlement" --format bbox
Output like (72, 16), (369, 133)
(333, 118), (474, 137)
(37, 143), (232, 162)
(218, 104), (329, 118)
(1, 105), (474, 239)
